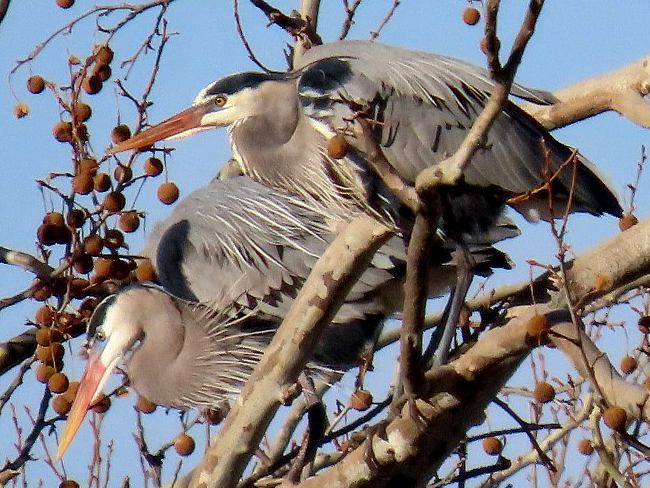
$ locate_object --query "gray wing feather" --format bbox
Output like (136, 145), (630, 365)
(297, 41), (621, 217)
(144, 176), (404, 324)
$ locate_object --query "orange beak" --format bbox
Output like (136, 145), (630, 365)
(56, 352), (108, 460)
(107, 105), (210, 155)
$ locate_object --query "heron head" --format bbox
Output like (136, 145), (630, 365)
(108, 71), (293, 154)
(57, 290), (145, 459)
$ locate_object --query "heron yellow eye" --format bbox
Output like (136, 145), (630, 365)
(214, 95), (227, 107)
(95, 328), (106, 342)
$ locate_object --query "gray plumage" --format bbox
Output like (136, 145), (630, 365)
(84, 176), (514, 410)
(198, 40), (622, 234)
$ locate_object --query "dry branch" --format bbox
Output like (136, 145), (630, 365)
(189, 215), (391, 488)
(521, 56), (650, 131)
(286, 222), (650, 487)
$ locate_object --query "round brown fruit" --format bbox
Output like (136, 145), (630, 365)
(619, 214), (638, 231)
(54, 224), (72, 245)
(111, 124), (131, 144)
(44, 212), (65, 226)
(56, 312), (75, 330)
(94, 258), (114, 279)
(144, 157), (163, 177)
(36, 345), (52, 364)
(114, 165), (133, 183)
(73, 253), (94, 274)
(37, 223), (58, 246)
(36, 364), (56, 384)
(35, 305), (56, 327)
(59, 480), (80, 488)
(174, 433), (196, 456)
(14, 102), (29, 118)
(104, 229), (124, 250)
(620, 356), (638, 375)
(157, 182), (179, 205)
(27, 75), (45, 94)
(50, 342), (66, 363)
(92, 393), (111, 413)
(533, 382), (555, 404)
(62, 381), (80, 402)
(95, 45), (114, 65)
(48, 372), (69, 394)
(52, 395), (72, 416)
(119, 211), (140, 233)
(79, 158), (99, 176)
(93, 172), (112, 192)
(53, 121), (73, 143)
(480, 36), (501, 55)
(83, 235), (104, 255)
(79, 297), (98, 312)
(36, 327), (62, 346)
(68, 55), (81, 65)
(204, 409), (223, 425)
(135, 259), (157, 282)
(32, 284), (52, 302)
(66, 209), (86, 228)
(638, 315), (650, 333)
(482, 436), (503, 455)
(603, 406), (627, 431)
(135, 396), (157, 414)
(56, 0), (75, 9)
(72, 174), (94, 195)
(112, 259), (132, 280)
(103, 191), (126, 213)
(73, 102), (92, 123)
(93, 63), (112, 82)
(349, 389), (373, 411)
(577, 438), (594, 456)
(463, 6), (481, 25)
(526, 313), (550, 345)
(327, 134), (349, 159)
(82, 75), (102, 95)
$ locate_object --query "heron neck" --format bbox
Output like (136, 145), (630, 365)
(125, 291), (191, 408)
(231, 110), (379, 222)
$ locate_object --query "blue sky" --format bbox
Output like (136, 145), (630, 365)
(1, 1), (649, 486)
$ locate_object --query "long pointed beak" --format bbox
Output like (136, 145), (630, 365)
(56, 351), (118, 459)
(107, 105), (211, 155)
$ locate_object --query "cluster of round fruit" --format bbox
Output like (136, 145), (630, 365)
(35, 211), (157, 292)
(32, 306), (109, 416)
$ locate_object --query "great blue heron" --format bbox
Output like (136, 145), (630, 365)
(57, 175), (514, 458)
(109, 40), (622, 232)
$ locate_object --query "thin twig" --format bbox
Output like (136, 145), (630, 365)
(338, 0), (362, 40)
(369, 0), (400, 41)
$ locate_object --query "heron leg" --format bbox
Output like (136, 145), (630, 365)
(423, 242), (475, 368)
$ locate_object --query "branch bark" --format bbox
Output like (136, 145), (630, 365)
(521, 56), (650, 131)
(287, 219), (650, 487)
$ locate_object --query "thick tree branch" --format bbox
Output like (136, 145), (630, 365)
(289, 220), (650, 487)
(521, 56), (650, 131)
(189, 215), (391, 488)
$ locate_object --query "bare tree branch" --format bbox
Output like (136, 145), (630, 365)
(189, 215), (391, 488)
(521, 56), (650, 131)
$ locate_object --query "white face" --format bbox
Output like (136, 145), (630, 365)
(193, 87), (258, 128)
(90, 297), (144, 399)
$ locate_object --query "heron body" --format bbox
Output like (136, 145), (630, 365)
(110, 40), (622, 238)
